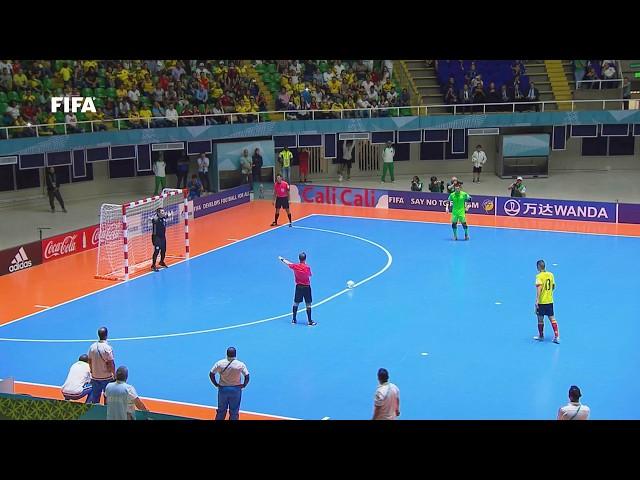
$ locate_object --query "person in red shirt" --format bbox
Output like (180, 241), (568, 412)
(271, 173), (293, 227)
(298, 147), (310, 183)
(278, 252), (316, 326)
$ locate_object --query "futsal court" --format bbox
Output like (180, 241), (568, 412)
(1, 201), (639, 420)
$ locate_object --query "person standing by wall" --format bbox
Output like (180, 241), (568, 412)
(104, 366), (149, 420)
(239, 148), (252, 185)
(298, 147), (310, 183)
(197, 152), (211, 193)
(471, 144), (487, 183)
(176, 155), (190, 189)
(152, 153), (167, 195)
(278, 146), (293, 183)
(45, 167), (67, 213)
(380, 141), (395, 183)
(339, 139), (355, 182)
(251, 148), (263, 193)
(209, 347), (250, 420)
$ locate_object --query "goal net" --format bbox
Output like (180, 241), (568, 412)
(96, 188), (189, 281)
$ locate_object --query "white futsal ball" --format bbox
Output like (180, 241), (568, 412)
(347, 280), (355, 289)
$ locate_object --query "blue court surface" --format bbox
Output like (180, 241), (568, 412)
(1, 213), (639, 419)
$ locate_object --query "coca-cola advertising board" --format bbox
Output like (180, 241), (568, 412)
(41, 224), (101, 263)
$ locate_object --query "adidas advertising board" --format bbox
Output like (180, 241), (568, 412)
(0, 241), (42, 276)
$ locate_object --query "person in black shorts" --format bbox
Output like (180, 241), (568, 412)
(271, 174), (293, 227)
(151, 207), (168, 272)
(278, 252), (316, 326)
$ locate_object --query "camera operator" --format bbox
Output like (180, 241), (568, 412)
(508, 176), (527, 197)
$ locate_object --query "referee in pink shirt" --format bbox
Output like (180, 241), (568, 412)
(279, 252), (317, 326)
(271, 173), (293, 227)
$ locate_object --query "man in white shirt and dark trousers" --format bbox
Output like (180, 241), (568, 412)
(380, 141), (395, 183)
(209, 346), (250, 420)
(372, 368), (400, 420)
(471, 144), (487, 183)
(197, 153), (211, 193)
(557, 385), (590, 420)
(87, 327), (115, 404)
(61, 354), (92, 402)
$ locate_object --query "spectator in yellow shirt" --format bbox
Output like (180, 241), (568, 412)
(142, 78), (154, 94)
(210, 83), (223, 99)
(58, 63), (73, 85)
(83, 60), (98, 71)
(328, 78), (341, 94)
(22, 89), (36, 103)
(382, 79), (394, 93)
(13, 71), (28, 89)
(139, 104), (152, 127)
(128, 105), (142, 129)
(87, 108), (107, 131)
(116, 86), (128, 100)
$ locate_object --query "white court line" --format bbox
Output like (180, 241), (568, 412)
(13, 380), (298, 420)
(309, 213), (640, 239)
(321, 416), (331, 420)
(226, 238), (240, 241)
(34, 305), (50, 309)
(0, 224), (393, 343)
(0, 214), (316, 331)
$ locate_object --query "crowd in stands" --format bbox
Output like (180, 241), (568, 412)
(573, 60), (620, 89)
(436, 60), (540, 112)
(261, 60), (412, 119)
(0, 60), (269, 138)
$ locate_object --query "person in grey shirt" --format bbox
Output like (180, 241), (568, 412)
(209, 347), (250, 420)
(240, 148), (252, 185)
(104, 366), (149, 420)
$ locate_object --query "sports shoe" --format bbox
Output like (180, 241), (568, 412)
(291, 319), (297, 324)
(63, 208), (68, 213)
(270, 222), (277, 226)
(159, 262), (168, 268)
(151, 266), (159, 272)
(533, 335), (544, 341)
(288, 223), (292, 227)
(553, 337), (560, 344)
(308, 321), (317, 326)
(464, 235), (469, 241)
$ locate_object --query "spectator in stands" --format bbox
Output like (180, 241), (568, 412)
(150, 101), (166, 127)
(61, 354), (92, 402)
(574, 60), (587, 88)
(623, 77), (632, 110)
(128, 104), (143, 129)
(486, 82), (500, 111)
(0, 66), (12, 91)
(602, 62), (617, 89)
(429, 176), (445, 193)
(4, 100), (20, 124)
(471, 74), (483, 93)
(400, 88), (410, 107)
(525, 82), (540, 111)
(508, 176), (526, 197)
(21, 101), (37, 124)
(582, 67), (598, 90)
(84, 66), (98, 89)
(65, 111), (81, 134)
(13, 68), (28, 90)
(165, 103), (178, 126)
(557, 385), (590, 420)
(444, 86), (457, 112)
(117, 98), (131, 117)
(87, 107), (107, 132)
(411, 176), (423, 191)
(500, 84), (511, 111)
(459, 84), (472, 113)
(87, 327), (115, 404)
(197, 152), (211, 193)
(104, 366), (149, 420)
(467, 62), (478, 81)
(472, 85), (485, 111)
(240, 148), (252, 185)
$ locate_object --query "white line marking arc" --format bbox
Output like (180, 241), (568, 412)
(0, 222), (393, 343)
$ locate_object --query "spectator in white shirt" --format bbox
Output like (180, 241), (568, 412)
(165, 104), (179, 126)
(471, 144), (487, 183)
(333, 60), (346, 77)
(104, 366), (149, 420)
(362, 75), (374, 94)
(557, 385), (590, 420)
(87, 327), (115, 404)
(5, 100), (20, 121)
(195, 62), (211, 77)
(383, 60), (394, 79)
(322, 69), (335, 84)
(367, 85), (379, 103)
(65, 112), (80, 133)
(61, 354), (92, 402)
(128, 86), (141, 103)
(602, 63), (617, 88)
(209, 346), (250, 420)
(372, 368), (400, 420)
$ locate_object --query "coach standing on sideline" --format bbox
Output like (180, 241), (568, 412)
(87, 327), (115, 404)
(372, 368), (400, 420)
(151, 207), (168, 272)
(209, 347), (250, 420)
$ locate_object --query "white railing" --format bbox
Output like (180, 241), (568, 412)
(576, 78), (624, 89)
(0, 98), (633, 140)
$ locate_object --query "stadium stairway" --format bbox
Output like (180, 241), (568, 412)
(522, 60), (559, 111)
(404, 60), (447, 113)
(544, 60), (573, 111)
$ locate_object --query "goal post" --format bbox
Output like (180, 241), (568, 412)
(96, 188), (189, 281)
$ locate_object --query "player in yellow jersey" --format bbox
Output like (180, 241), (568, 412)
(534, 260), (560, 343)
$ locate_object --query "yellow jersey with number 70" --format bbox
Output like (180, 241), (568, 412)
(535, 271), (555, 304)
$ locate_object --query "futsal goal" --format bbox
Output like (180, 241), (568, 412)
(95, 188), (189, 281)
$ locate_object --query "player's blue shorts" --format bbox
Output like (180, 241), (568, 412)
(536, 303), (554, 317)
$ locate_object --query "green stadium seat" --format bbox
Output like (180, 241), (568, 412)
(0, 103), (7, 114)
(7, 91), (20, 102)
(266, 63), (276, 73)
(97, 78), (106, 88)
(82, 88), (94, 98)
(41, 77), (53, 90)
(93, 97), (104, 108)
(54, 112), (65, 123)
(95, 87), (106, 98)
(106, 87), (116, 98)
(0, 92), (6, 103)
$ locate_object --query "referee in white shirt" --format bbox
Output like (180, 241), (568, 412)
(209, 347), (250, 420)
(372, 368), (400, 420)
(471, 144), (487, 183)
(557, 385), (590, 420)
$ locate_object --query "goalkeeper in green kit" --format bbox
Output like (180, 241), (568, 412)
(448, 181), (471, 240)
